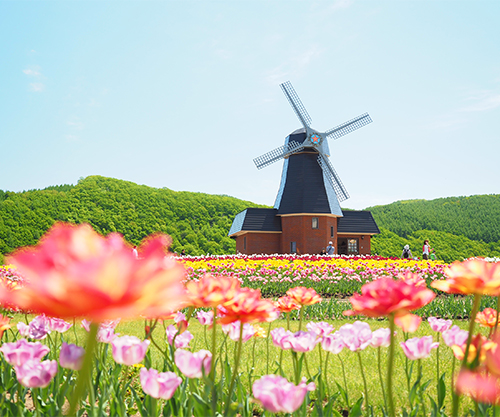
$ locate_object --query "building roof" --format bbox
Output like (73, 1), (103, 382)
(337, 210), (380, 234)
(228, 208), (281, 236)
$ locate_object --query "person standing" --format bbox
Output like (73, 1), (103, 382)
(430, 248), (437, 261)
(422, 240), (430, 260)
(132, 245), (139, 259)
(326, 241), (335, 255)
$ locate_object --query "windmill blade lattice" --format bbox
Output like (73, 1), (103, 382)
(317, 154), (349, 202)
(324, 113), (372, 140)
(253, 141), (305, 170)
(280, 81), (312, 129)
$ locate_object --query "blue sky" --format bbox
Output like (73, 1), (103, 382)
(1, 0), (499, 210)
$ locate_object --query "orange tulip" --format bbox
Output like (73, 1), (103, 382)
(0, 223), (186, 321)
(476, 308), (499, 328)
(394, 313), (422, 333)
(0, 314), (11, 339)
(217, 288), (279, 324)
(344, 277), (435, 318)
(275, 295), (301, 312)
(286, 287), (322, 306)
(431, 259), (500, 296)
(451, 334), (493, 364)
(185, 274), (241, 308)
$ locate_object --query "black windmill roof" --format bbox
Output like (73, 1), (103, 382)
(337, 211), (380, 234)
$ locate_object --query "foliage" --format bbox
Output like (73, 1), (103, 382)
(0, 176), (264, 258)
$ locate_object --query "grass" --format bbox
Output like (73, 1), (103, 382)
(5, 312), (483, 415)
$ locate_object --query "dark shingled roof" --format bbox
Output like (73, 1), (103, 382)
(337, 211), (380, 234)
(228, 208), (281, 236)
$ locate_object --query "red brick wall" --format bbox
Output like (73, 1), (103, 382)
(235, 233), (281, 255)
(280, 215), (338, 255)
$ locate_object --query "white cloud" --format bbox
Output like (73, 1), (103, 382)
(67, 120), (84, 130)
(29, 83), (45, 92)
(329, 0), (354, 12)
(65, 135), (79, 142)
(22, 68), (41, 77)
(460, 90), (500, 112)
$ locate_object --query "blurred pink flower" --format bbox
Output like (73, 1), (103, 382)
(270, 327), (294, 350)
(321, 332), (345, 354)
(15, 359), (58, 388)
(306, 321), (334, 340)
(140, 368), (182, 400)
(111, 335), (150, 366)
(17, 316), (51, 340)
(400, 336), (439, 360)
(288, 331), (319, 353)
(337, 321), (373, 352)
(17, 322), (30, 337)
(81, 319), (119, 343)
(456, 370), (500, 405)
(394, 314), (421, 333)
(370, 328), (391, 348)
(59, 342), (85, 371)
(48, 317), (72, 333)
(1, 223), (186, 320)
(166, 325), (193, 348)
(196, 310), (213, 326)
(442, 325), (469, 348)
(252, 375), (315, 413)
(221, 321), (256, 342)
(428, 317), (452, 333)
(0, 339), (50, 367)
(174, 349), (211, 379)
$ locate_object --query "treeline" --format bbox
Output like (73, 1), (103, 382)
(1, 176), (499, 264)
(0, 176), (263, 262)
(367, 195), (500, 243)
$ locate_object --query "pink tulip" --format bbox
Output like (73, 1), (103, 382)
(337, 321), (372, 352)
(306, 321), (334, 340)
(59, 342), (85, 371)
(442, 325), (469, 347)
(394, 314), (422, 333)
(81, 319), (119, 343)
(111, 335), (150, 366)
(0, 339), (50, 367)
(174, 349), (211, 378)
(48, 317), (72, 333)
(321, 332), (345, 354)
(166, 325), (194, 348)
(370, 328), (391, 348)
(400, 336), (439, 360)
(15, 359), (58, 388)
(221, 321), (256, 342)
(252, 375), (316, 413)
(140, 368), (182, 399)
(196, 310), (213, 326)
(428, 317), (453, 333)
(270, 327), (294, 350)
(17, 322), (30, 337)
(288, 331), (319, 353)
(456, 370), (500, 405)
(17, 316), (51, 340)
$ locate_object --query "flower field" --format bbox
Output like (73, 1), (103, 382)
(2, 224), (500, 416)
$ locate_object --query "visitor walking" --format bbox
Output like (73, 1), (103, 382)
(132, 245), (138, 259)
(401, 245), (412, 259)
(430, 248), (437, 261)
(326, 241), (335, 255)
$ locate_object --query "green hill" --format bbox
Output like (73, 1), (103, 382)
(368, 196), (500, 262)
(1, 177), (499, 263)
(0, 176), (265, 262)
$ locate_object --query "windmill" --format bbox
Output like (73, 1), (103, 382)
(253, 81), (372, 216)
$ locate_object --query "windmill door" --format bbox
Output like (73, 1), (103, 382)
(338, 238), (359, 255)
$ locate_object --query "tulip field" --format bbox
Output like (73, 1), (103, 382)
(1, 224), (500, 416)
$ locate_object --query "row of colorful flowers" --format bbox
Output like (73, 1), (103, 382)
(1, 223), (500, 416)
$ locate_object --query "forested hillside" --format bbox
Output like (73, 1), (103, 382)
(367, 195), (500, 243)
(1, 177), (499, 263)
(369, 195), (500, 262)
(0, 176), (263, 262)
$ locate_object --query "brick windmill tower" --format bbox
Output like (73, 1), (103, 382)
(229, 81), (379, 255)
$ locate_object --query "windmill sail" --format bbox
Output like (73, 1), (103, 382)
(253, 140), (305, 170)
(280, 81), (312, 128)
(317, 154), (349, 202)
(324, 113), (372, 140)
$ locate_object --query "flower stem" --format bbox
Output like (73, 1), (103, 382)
(225, 322), (244, 416)
(357, 351), (369, 413)
(266, 320), (272, 374)
(387, 314), (396, 417)
(495, 295), (500, 335)
(299, 307), (304, 331)
(210, 307), (217, 417)
(377, 347), (388, 412)
(339, 353), (349, 409)
(69, 322), (98, 416)
(418, 359), (427, 417)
